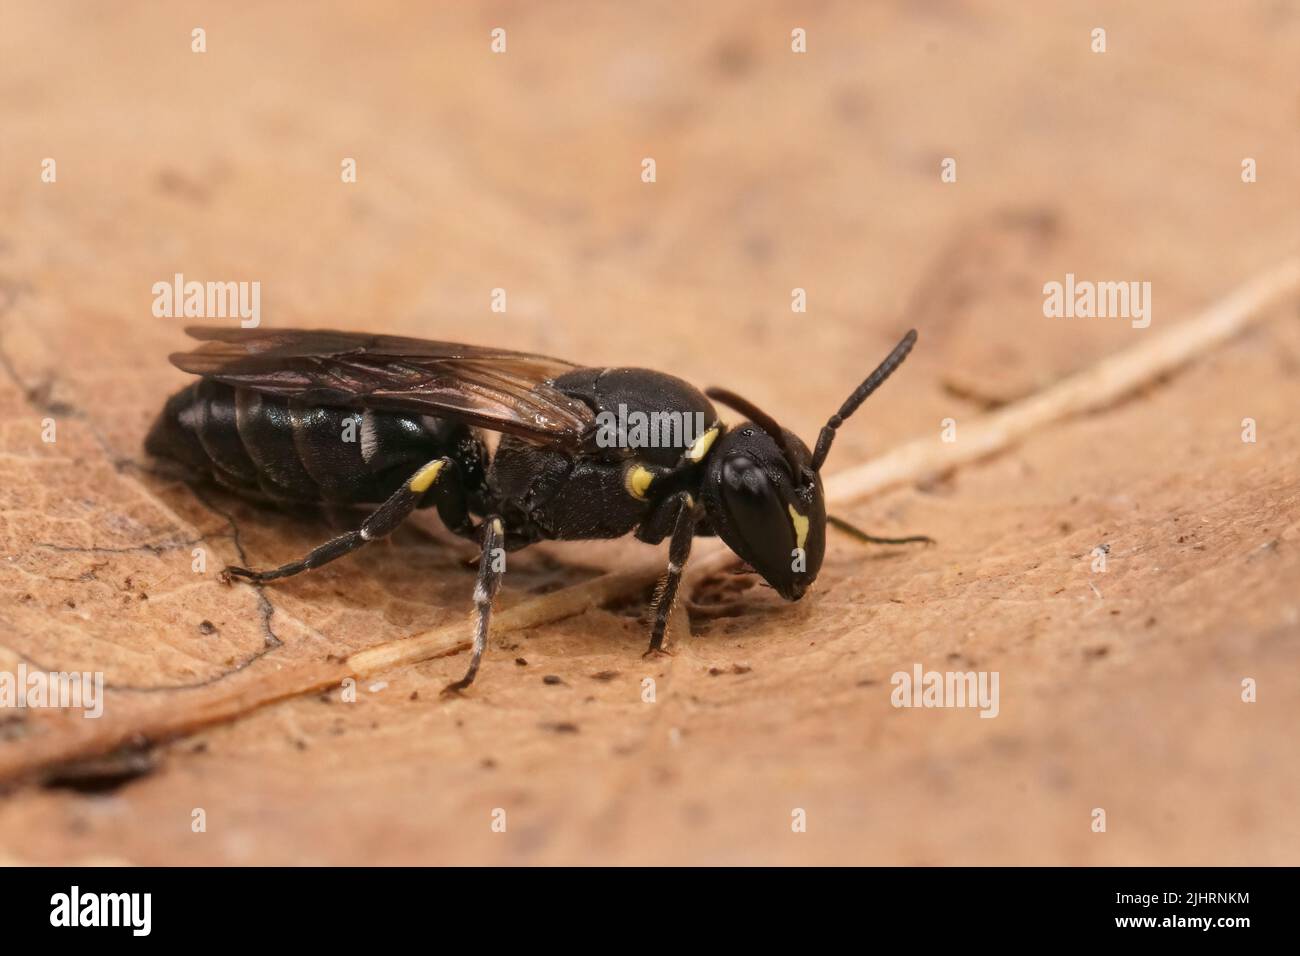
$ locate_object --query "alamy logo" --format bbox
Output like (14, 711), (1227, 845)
(890, 663), (1000, 718)
(152, 272), (261, 327)
(594, 404), (707, 450)
(50, 886), (151, 936)
(1042, 273), (1151, 329)
(0, 664), (103, 718)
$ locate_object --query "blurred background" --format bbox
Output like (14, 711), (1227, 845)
(0, 1), (1297, 864)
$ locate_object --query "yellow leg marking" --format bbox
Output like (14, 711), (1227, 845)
(788, 505), (809, 551)
(408, 460), (446, 494)
(624, 464), (655, 500)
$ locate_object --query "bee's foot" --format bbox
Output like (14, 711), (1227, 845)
(441, 679), (472, 698)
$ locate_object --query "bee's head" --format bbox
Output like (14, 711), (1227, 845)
(702, 423), (825, 601)
(702, 330), (917, 601)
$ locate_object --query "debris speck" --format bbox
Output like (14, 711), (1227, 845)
(540, 721), (579, 734)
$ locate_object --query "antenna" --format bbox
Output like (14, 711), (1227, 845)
(705, 387), (802, 471)
(809, 329), (917, 472)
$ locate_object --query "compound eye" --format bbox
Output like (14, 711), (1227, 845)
(719, 456), (789, 547)
(722, 456), (767, 495)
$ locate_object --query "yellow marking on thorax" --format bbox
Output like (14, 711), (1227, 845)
(686, 426), (720, 462)
(625, 464), (655, 500)
(788, 505), (809, 551)
(408, 460), (446, 494)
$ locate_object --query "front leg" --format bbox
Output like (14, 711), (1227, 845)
(645, 491), (698, 655)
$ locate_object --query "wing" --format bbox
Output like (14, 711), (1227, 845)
(170, 327), (595, 447)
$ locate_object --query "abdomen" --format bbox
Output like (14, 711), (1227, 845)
(146, 380), (481, 506)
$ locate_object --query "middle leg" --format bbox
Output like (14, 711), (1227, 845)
(645, 491), (698, 655)
(443, 515), (506, 694)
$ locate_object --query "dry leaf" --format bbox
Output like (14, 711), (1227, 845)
(1, 2), (1298, 865)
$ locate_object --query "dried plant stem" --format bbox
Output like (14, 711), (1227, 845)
(825, 256), (1300, 502)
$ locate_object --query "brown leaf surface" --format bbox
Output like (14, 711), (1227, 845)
(1, 1), (1298, 864)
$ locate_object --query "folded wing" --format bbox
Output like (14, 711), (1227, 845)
(171, 326), (594, 448)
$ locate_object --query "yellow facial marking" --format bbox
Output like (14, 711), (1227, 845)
(686, 426), (720, 462)
(491, 518), (503, 535)
(625, 464), (655, 500)
(788, 505), (809, 551)
(408, 460), (445, 494)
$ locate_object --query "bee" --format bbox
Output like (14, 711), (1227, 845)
(147, 326), (926, 691)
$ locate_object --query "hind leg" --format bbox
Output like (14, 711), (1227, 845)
(224, 458), (458, 583)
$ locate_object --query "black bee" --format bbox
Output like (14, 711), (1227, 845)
(147, 326), (926, 691)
